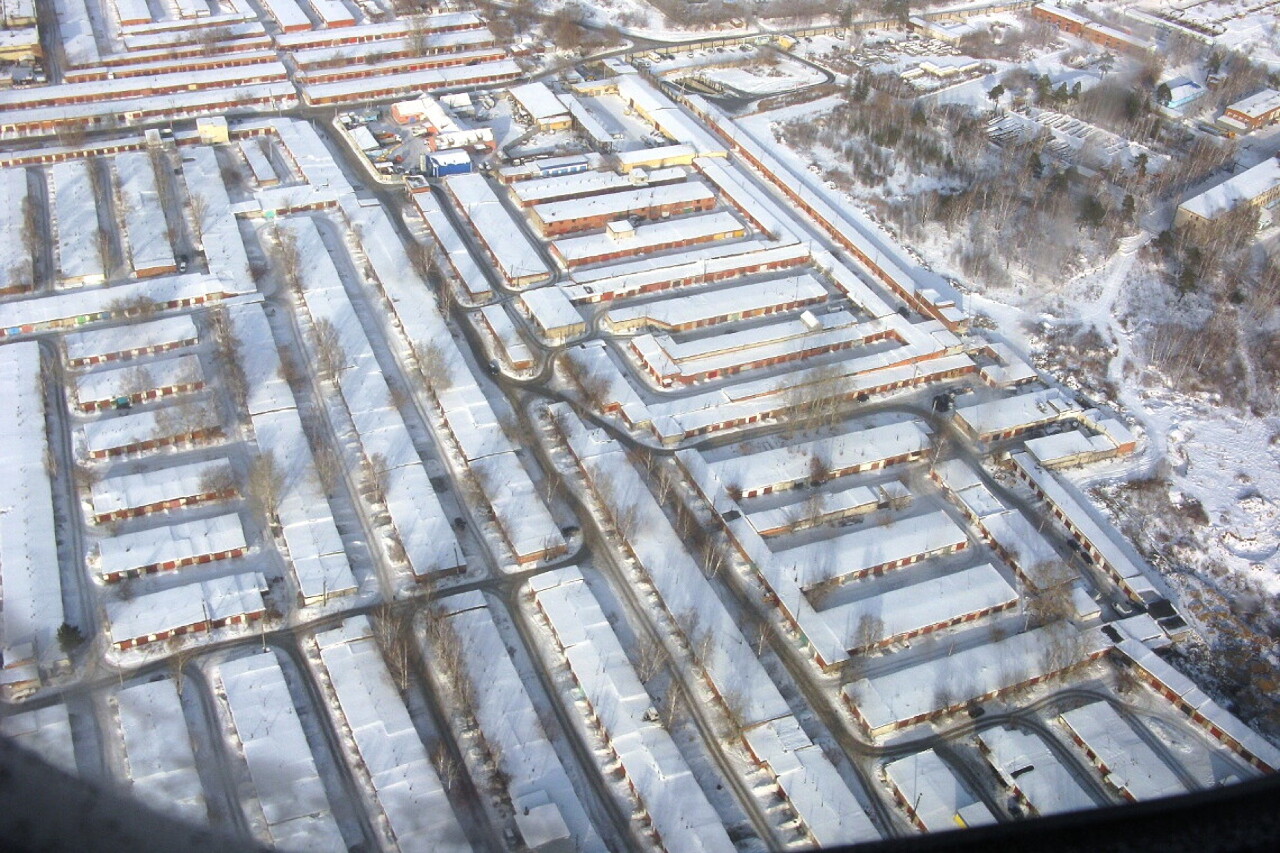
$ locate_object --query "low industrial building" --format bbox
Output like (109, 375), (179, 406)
(1032, 4), (1150, 56)
(1176, 156), (1280, 230)
(507, 81), (571, 131)
(1219, 88), (1280, 133)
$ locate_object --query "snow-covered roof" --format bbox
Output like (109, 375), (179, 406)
(517, 286), (583, 337)
(0, 79), (297, 134)
(252, 408), (357, 603)
(1010, 451), (1157, 601)
(3, 273), (238, 336)
(1059, 702), (1188, 801)
(981, 509), (1075, 591)
(552, 210), (745, 265)
(561, 93), (614, 146)
(300, 59), (521, 104)
(847, 625), (1109, 734)
(605, 274), (826, 332)
(108, 572), (266, 646)
(472, 451), (565, 561)
(1179, 157), (1280, 221)
(885, 749), (997, 831)
(259, 0), (310, 32)
(1114, 639), (1280, 770)
(532, 180), (715, 227)
(509, 165), (687, 206)
(1226, 88), (1280, 120)
(50, 160), (104, 285)
(771, 508), (968, 590)
(238, 138), (280, 185)
(0, 343), (63, 668)
(114, 151), (176, 275)
(747, 482), (890, 535)
(532, 567), (737, 853)
(217, 651), (346, 851)
(442, 605), (598, 848)
(630, 310), (882, 382)
(1024, 428), (1118, 466)
(117, 680), (206, 823)
(0, 167), (30, 292)
(979, 342), (1039, 386)
(953, 387), (1080, 440)
(181, 147), (253, 288)
(744, 716), (881, 846)
(712, 420), (932, 497)
(411, 190), (492, 300)
(615, 143), (698, 169)
(427, 147), (471, 167)
(0, 704), (76, 775)
(303, 0), (354, 27)
(976, 726), (1096, 816)
(271, 118), (352, 193)
(273, 11), (483, 49)
(75, 352), (203, 406)
(229, 303), (295, 417)
(91, 458), (231, 519)
(63, 315), (197, 365)
(565, 239), (808, 303)
(81, 405), (216, 455)
(478, 303), (533, 367)
(444, 172), (551, 284)
(314, 619), (468, 849)
(822, 562), (1017, 650)
(507, 81), (569, 122)
(694, 156), (797, 241)
(98, 512), (246, 578)
(0, 61), (290, 111)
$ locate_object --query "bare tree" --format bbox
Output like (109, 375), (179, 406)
(635, 635), (669, 682)
(310, 317), (346, 383)
(852, 612), (885, 653)
(313, 445), (341, 496)
(414, 339), (453, 392)
(20, 195), (40, 263)
(1023, 580), (1074, 630)
(198, 465), (237, 499)
(433, 741), (462, 791)
(721, 686), (753, 742)
(73, 461), (101, 493)
(96, 226), (112, 276)
(372, 602), (414, 692)
(657, 685), (687, 730)
(210, 307), (249, 414)
(404, 14), (431, 55)
(362, 452), (390, 506)
(699, 534), (731, 579)
(676, 607), (713, 664)
(246, 451), (286, 526)
(188, 193), (207, 245)
(271, 224), (302, 291)
(168, 644), (199, 693)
